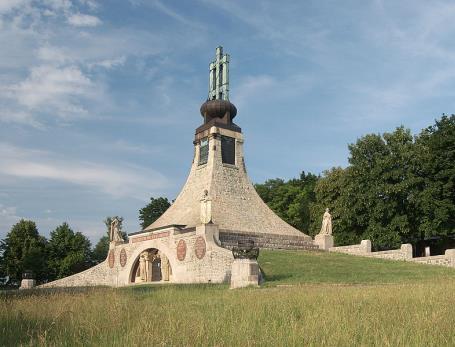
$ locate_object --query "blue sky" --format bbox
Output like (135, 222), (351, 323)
(1, 0), (454, 243)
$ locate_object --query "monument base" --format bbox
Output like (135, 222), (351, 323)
(314, 234), (334, 250)
(109, 241), (125, 249)
(230, 259), (259, 289)
(19, 279), (36, 290)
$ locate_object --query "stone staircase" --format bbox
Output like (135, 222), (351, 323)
(219, 230), (319, 251)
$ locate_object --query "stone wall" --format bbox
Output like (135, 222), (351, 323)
(410, 249), (455, 267)
(39, 223), (234, 288)
(219, 230), (318, 251)
(329, 240), (455, 268)
(329, 240), (371, 255)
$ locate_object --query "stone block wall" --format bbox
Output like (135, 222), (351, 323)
(329, 240), (371, 255)
(219, 230), (318, 251)
(410, 249), (455, 268)
(329, 240), (455, 269)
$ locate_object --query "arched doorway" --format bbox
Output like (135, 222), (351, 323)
(130, 248), (172, 283)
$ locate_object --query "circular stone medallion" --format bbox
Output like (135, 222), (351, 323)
(194, 236), (206, 259)
(108, 250), (115, 268)
(119, 248), (127, 267)
(177, 239), (187, 261)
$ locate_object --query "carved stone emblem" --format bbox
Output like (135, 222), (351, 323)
(119, 248), (127, 267)
(108, 250), (115, 268)
(177, 239), (187, 261)
(195, 236), (206, 259)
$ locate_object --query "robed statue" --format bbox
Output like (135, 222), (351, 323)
(319, 208), (332, 235)
(109, 217), (124, 242)
(200, 189), (212, 224)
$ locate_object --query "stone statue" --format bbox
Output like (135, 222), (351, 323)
(319, 208), (332, 235)
(200, 189), (212, 224)
(139, 251), (149, 282)
(109, 217), (124, 242)
(161, 253), (170, 281)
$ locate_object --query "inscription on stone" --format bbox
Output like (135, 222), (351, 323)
(131, 231), (170, 243)
(195, 236), (206, 259)
(177, 239), (187, 261)
(119, 248), (127, 267)
(108, 250), (115, 268)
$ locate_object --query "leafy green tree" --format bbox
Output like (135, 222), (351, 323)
(92, 235), (109, 264)
(414, 114), (455, 240)
(255, 172), (318, 233)
(47, 223), (92, 280)
(139, 197), (171, 229)
(311, 126), (429, 250)
(0, 220), (48, 283)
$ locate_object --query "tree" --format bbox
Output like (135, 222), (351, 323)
(139, 197), (171, 229)
(47, 223), (92, 280)
(92, 235), (109, 264)
(92, 216), (126, 263)
(255, 172), (318, 233)
(0, 220), (47, 283)
(414, 114), (455, 240)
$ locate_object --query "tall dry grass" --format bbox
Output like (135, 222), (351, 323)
(1, 250), (455, 346)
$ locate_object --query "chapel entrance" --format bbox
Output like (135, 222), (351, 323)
(130, 248), (172, 283)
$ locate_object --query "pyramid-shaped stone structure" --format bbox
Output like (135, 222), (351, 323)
(145, 46), (313, 246)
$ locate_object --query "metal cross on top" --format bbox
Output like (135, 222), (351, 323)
(208, 46), (230, 101)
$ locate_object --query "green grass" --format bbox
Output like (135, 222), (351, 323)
(1, 250), (455, 346)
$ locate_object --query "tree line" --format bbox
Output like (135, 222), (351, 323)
(255, 115), (454, 252)
(1, 115), (453, 284)
(0, 198), (171, 286)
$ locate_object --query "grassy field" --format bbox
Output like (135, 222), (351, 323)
(1, 250), (455, 346)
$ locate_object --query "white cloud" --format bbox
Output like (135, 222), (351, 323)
(3, 65), (101, 122)
(67, 13), (101, 26)
(0, 0), (28, 14)
(0, 143), (169, 199)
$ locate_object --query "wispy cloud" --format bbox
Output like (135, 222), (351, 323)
(0, 143), (169, 199)
(67, 13), (101, 27)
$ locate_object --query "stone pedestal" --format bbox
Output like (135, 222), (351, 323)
(19, 279), (36, 290)
(230, 259), (259, 289)
(109, 240), (124, 250)
(314, 234), (334, 250)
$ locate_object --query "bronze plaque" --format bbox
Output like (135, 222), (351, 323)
(195, 236), (206, 259)
(108, 250), (115, 268)
(119, 248), (127, 267)
(177, 239), (187, 261)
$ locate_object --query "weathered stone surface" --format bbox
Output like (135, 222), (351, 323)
(146, 127), (312, 240)
(19, 279), (36, 290)
(314, 234), (334, 250)
(230, 258), (259, 289)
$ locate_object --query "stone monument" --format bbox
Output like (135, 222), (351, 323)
(38, 46), (320, 289)
(109, 217), (124, 244)
(230, 240), (260, 289)
(19, 270), (36, 290)
(314, 208), (334, 250)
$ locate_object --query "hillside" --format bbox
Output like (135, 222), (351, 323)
(1, 250), (454, 346)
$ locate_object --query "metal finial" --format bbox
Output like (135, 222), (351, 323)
(208, 46), (229, 101)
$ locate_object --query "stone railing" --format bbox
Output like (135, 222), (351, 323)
(329, 240), (371, 255)
(329, 240), (455, 268)
(410, 249), (455, 267)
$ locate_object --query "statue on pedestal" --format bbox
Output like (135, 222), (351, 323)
(319, 208), (332, 235)
(139, 251), (149, 282)
(109, 217), (124, 242)
(200, 190), (212, 224)
(161, 253), (170, 281)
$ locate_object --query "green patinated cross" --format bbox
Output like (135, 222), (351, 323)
(208, 46), (230, 101)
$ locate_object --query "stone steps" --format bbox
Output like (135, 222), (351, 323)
(219, 231), (319, 251)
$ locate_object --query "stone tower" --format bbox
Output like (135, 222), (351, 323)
(146, 46), (313, 246)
